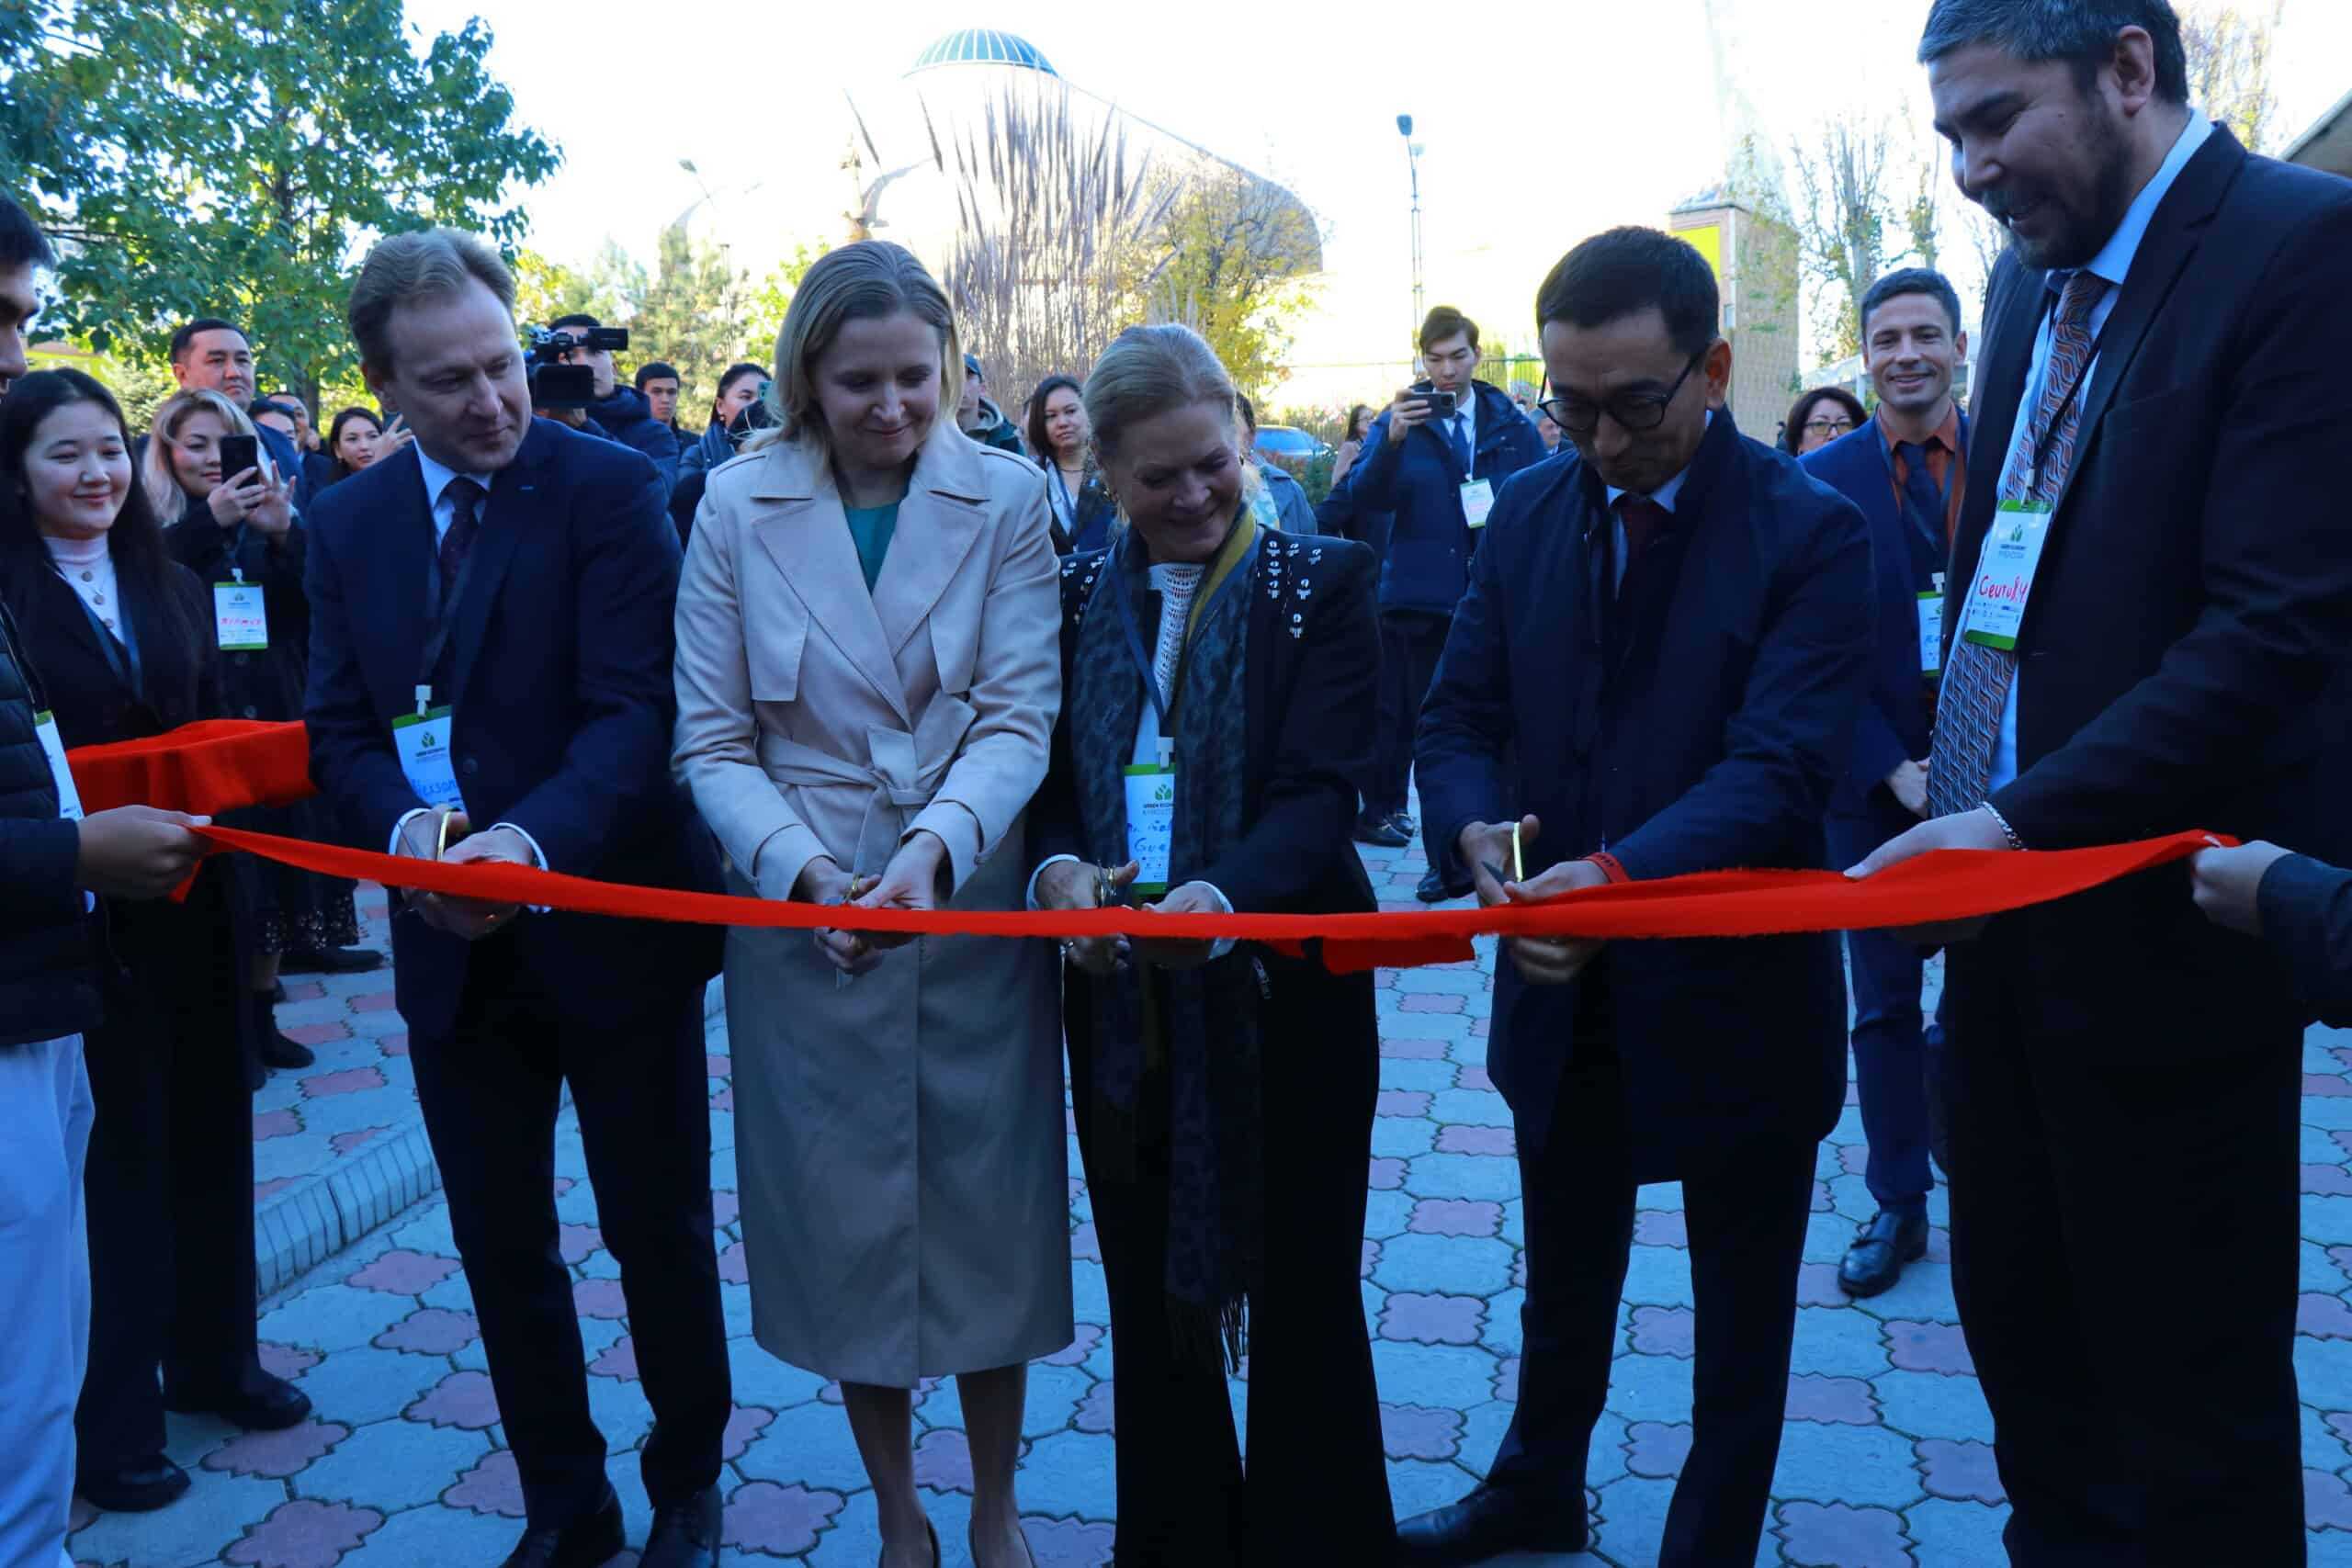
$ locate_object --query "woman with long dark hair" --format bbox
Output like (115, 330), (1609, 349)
(147, 387), (369, 1072)
(0, 369), (310, 1517)
(672, 362), (771, 541)
(1027, 374), (1114, 552)
(321, 406), (383, 487)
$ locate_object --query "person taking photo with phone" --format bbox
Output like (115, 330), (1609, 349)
(1317, 306), (1544, 884)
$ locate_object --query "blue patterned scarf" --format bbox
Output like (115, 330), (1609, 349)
(1069, 516), (1264, 1372)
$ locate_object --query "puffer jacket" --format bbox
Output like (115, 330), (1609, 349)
(0, 593), (99, 1047)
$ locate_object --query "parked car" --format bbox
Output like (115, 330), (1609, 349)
(1252, 424), (1332, 479)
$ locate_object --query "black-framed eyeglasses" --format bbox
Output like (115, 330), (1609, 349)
(1537, 351), (1705, 436)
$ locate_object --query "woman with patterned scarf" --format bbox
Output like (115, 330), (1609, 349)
(1030, 323), (1396, 1565)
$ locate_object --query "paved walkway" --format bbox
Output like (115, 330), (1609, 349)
(69, 839), (2352, 1566)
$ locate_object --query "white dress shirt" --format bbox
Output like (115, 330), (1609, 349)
(390, 446), (548, 882)
(1978, 109), (2214, 791)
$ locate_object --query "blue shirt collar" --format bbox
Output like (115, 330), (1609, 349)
(1605, 409), (1714, 514)
(2059, 108), (2213, 297)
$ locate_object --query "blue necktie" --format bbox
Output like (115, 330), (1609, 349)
(1446, 414), (1471, 478)
(1894, 442), (1947, 554)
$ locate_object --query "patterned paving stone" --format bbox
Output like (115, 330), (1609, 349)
(222, 1498), (382, 1568)
(1625, 1420), (1692, 1479)
(445, 1448), (526, 1518)
(1883, 1319), (1975, 1377)
(404, 1369), (501, 1431)
(294, 1416), (489, 1511)
(1408, 1198), (1505, 1237)
(1628, 1306), (1694, 1358)
(374, 1307), (481, 1356)
(202, 1420), (350, 1479)
(346, 1249), (462, 1295)
(1786, 1374), (1879, 1426)
(1775, 1500), (1915, 1568)
(1916, 1438), (2006, 1505)
(1380, 1292), (1487, 1346)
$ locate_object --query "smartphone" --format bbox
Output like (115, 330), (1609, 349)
(217, 434), (260, 484)
(1415, 386), (1458, 421)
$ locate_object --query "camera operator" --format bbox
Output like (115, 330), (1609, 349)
(547, 314), (679, 484)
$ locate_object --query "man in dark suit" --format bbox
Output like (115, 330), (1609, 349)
(1799, 266), (1972, 1297)
(1851, 5), (2352, 1560)
(304, 228), (729, 1568)
(164, 319), (313, 513)
(1401, 228), (1871, 1567)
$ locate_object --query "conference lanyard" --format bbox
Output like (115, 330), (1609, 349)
(1048, 465), (1080, 531)
(1110, 557), (1185, 738)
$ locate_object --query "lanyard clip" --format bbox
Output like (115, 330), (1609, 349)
(413, 683), (431, 718)
(231, 566), (245, 585)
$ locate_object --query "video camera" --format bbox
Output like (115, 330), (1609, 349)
(523, 324), (630, 411)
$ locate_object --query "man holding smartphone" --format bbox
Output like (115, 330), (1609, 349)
(166, 318), (312, 513)
(1323, 305), (1545, 890)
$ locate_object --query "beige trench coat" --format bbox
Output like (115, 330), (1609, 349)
(672, 423), (1069, 1387)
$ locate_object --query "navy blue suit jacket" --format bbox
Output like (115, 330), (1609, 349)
(1327, 380), (1544, 617)
(1800, 413), (1967, 818)
(1416, 412), (1871, 1170)
(302, 418), (720, 1040)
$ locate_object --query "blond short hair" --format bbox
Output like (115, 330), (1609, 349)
(142, 388), (259, 522)
(348, 228), (515, 377)
(1082, 323), (1235, 464)
(751, 240), (961, 459)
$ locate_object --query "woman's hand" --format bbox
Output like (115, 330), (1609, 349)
(848, 830), (949, 953)
(379, 415), (414, 455)
(245, 473), (294, 537)
(1035, 859), (1135, 977)
(1133, 880), (1225, 971)
(207, 468), (264, 526)
(795, 855), (880, 976)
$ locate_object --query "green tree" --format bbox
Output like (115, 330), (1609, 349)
(1, 0), (559, 401)
(622, 228), (814, 421)
(1144, 168), (1323, 405)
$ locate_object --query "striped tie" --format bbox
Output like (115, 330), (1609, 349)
(1925, 270), (2109, 820)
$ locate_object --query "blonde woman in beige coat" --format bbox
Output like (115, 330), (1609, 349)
(671, 241), (1065, 1568)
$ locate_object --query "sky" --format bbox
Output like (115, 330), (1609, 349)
(402, 0), (2352, 404)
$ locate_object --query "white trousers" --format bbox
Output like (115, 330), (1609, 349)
(0, 1033), (93, 1568)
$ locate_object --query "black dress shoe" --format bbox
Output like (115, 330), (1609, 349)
(1385, 809), (1419, 837)
(249, 990), (316, 1071)
(77, 1455), (191, 1513)
(1397, 1485), (1588, 1566)
(1838, 1206), (1929, 1298)
(1354, 812), (1412, 849)
(1416, 867), (1468, 903)
(641, 1484), (721, 1568)
(279, 945), (386, 975)
(164, 1370), (311, 1430)
(502, 1488), (626, 1568)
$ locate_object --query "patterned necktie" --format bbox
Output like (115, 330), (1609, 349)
(438, 477), (484, 602)
(1926, 270), (2109, 820)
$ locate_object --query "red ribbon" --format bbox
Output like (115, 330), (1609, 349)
(71, 721), (2229, 974)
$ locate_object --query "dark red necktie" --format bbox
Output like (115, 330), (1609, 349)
(438, 477), (484, 600)
(1616, 495), (1670, 566)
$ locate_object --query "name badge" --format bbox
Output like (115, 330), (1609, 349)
(214, 580), (267, 651)
(1960, 500), (2053, 652)
(1459, 479), (1496, 528)
(392, 705), (463, 810)
(1123, 762), (1174, 897)
(1917, 570), (1945, 677)
(34, 709), (85, 821)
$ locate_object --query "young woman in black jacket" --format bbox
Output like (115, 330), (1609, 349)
(0, 369), (312, 1516)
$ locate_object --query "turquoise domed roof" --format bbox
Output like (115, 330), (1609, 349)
(909, 29), (1057, 76)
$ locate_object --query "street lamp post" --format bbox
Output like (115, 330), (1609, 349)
(1397, 114), (1423, 347)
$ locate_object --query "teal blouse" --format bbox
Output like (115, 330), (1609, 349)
(843, 502), (899, 593)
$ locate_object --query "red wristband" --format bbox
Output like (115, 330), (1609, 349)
(1583, 852), (1631, 885)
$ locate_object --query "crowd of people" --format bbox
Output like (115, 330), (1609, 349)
(5, 2), (2352, 1567)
